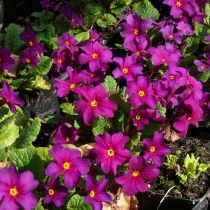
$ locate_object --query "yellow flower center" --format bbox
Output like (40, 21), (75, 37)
(90, 190), (95, 197)
(132, 170), (139, 177)
(72, 18), (75, 22)
(169, 34), (174, 39)
(26, 58), (30, 63)
(92, 53), (98, 59)
(29, 41), (33, 46)
(70, 83), (75, 89)
(58, 59), (62, 64)
(122, 68), (129, 74)
(107, 149), (115, 157)
(176, 1), (182, 7)
(9, 188), (18, 197)
(63, 162), (70, 170)
(48, 189), (54, 195)
(90, 100), (98, 107)
(65, 41), (69, 45)
(150, 146), (156, 152)
(66, 136), (70, 142)
(92, 38), (95, 42)
(134, 29), (139, 35)
(204, 102), (207, 105)
(188, 117), (192, 121)
(138, 90), (145, 97)
(187, 89), (192, 94)
(91, 73), (96, 78)
(135, 115), (140, 120)
(161, 58), (166, 63)
(136, 51), (140, 56)
(201, 65), (205, 69)
(170, 75), (174, 80)
(182, 29), (186, 33)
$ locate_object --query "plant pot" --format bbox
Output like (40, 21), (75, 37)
(137, 191), (209, 210)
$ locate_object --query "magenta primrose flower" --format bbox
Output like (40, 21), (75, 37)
(40, 0), (55, 9)
(176, 21), (194, 36)
(52, 123), (78, 145)
(84, 175), (111, 210)
(120, 13), (153, 44)
(44, 177), (68, 207)
(91, 132), (131, 175)
(57, 32), (76, 47)
(74, 85), (118, 126)
(143, 131), (171, 166)
(21, 49), (40, 67)
(53, 66), (85, 97)
(0, 80), (24, 113)
(45, 145), (91, 190)
(113, 55), (143, 81)
(79, 41), (112, 71)
(163, 0), (195, 18)
(115, 156), (160, 196)
(0, 47), (15, 70)
(127, 75), (157, 109)
(0, 164), (39, 210)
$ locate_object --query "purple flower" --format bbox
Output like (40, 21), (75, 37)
(21, 49), (40, 67)
(20, 28), (44, 54)
(40, 0), (55, 9)
(0, 80), (24, 113)
(57, 33), (76, 47)
(130, 109), (150, 131)
(199, 92), (210, 116)
(52, 123), (78, 145)
(163, 0), (195, 18)
(89, 29), (102, 44)
(160, 25), (183, 44)
(0, 164), (39, 210)
(113, 55), (143, 81)
(53, 67), (85, 97)
(176, 21), (194, 36)
(74, 85), (118, 126)
(120, 13), (153, 44)
(45, 145), (91, 190)
(67, 10), (85, 27)
(143, 131), (171, 166)
(115, 156), (160, 196)
(84, 175), (111, 210)
(44, 178), (68, 207)
(194, 59), (209, 72)
(91, 132), (131, 175)
(127, 75), (157, 109)
(0, 47), (15, 70)
(81, 69), (105, 84)
(174, 98), (204, 138)
(79, 41), (112, 71)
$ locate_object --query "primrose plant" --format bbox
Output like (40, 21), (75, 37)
(1, 0), (210, 209)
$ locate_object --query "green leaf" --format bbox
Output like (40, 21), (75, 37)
(5, 23), (24, 52)
(67, 194), (92, 210)
(84, 3), (104, 27)
(195, 22), (210, 41)
(143, 123), (162, 136)
(28, 56), (52, 75)
(33, 198), (45, 210)
(134, 0), (160, 20)
(92, 116), (109, 136)
(0, 105), (9, 120)
(8, 147), (44, 180)
(59, 103), (77, 115)
(196, 70), (210, 82)
(36, 146), (53, 166)
(96, 13), (116, 28)
(10, 77), (27, 89)
(54, 15), (70, 35)
(184, 154), (198, 178)
(125, 132), (141, 155)
(204, 3), (210, 25)
(44, 114), (62, 124)
(13, 118), (41, 148)
(183, 36), (200, 55)
(102, 75), (117, 93)
(75, 31), (90, 43)
(157, 102), (166, 117)
(109, 110), (124, 132)
(197, 163), (210, 173)
(110, 0), (127, 15)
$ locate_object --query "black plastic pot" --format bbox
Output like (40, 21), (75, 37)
(137, 191), (210, 210)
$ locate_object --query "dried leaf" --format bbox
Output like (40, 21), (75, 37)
(3, 54), (20, 77)
(80, 143), (96, 157)
(0, 161), (10, 169)
(164, 124), (180, 142)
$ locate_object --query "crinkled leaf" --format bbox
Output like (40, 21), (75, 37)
(84, 3), (104, 27)
(109, 110), (124, 132)
(183, 36), (200, 55)
(59, 103), (77, 115)
(143, 123), (162, 136)
(67, 194), (92, 210)
(205, 3), (210, 25)
(0, 105), (9, 120)
(92, 116), (109, 136)
(102, 75), (117, 93)
(28, 56), (52, 75)
(33, 198), (45, 210)
(96, 13), (116, 28)
(75, 31), (90, 43)
(110, 0), (127, 15)
(13, 118), (41, 148)
(125, 132), (141, 155)
(54, 15), (70, 35)
(44, 114), (62, 124)
(196, 70), (210, 82)
(5, 23), (24, 52)
(195, 22), (210, 42)
(36, 147), (53, 168)
(197, 163), (210, 173)
(157, 102), (166, 117)
(8, 147), (44, 181)
(134, 0), (160, 20)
